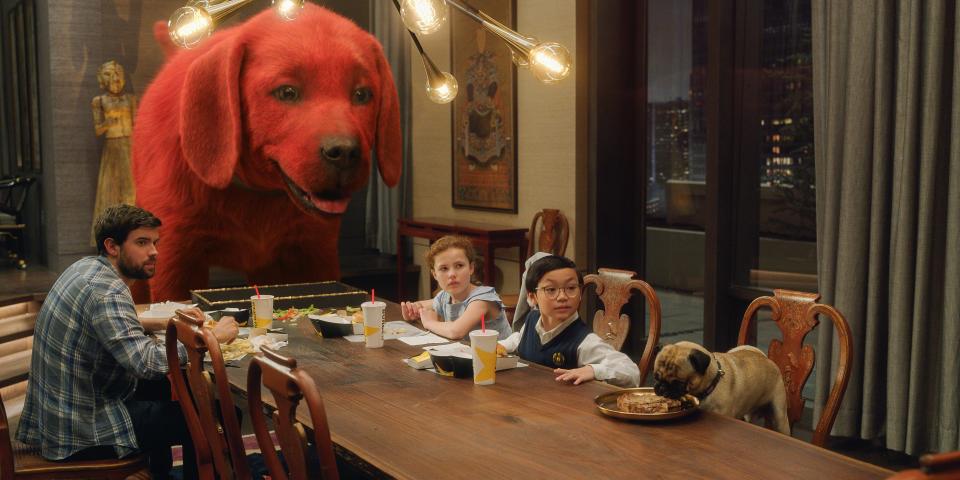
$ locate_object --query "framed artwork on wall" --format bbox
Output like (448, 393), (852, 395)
(450, 0), (518, 212)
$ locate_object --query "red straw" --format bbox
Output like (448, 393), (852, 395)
(253, 285), (260, 299)
(481, 313), (486, 333)
(371, 289), (375, 303)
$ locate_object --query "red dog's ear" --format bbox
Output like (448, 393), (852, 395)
(179, 38), (245, 189)
(373, 42), (402, 187)
(152, 20), (178, 60)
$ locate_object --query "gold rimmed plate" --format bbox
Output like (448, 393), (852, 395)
(594, 387), (700, 421)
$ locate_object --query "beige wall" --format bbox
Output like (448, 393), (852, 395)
(409, 0), (583, 297)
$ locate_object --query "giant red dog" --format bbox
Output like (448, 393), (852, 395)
(133, 5), (400, 301)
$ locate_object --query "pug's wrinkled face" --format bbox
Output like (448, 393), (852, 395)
(653, 343), (712, 399)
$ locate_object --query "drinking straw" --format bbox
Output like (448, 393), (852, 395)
(371, 289), (375, 303)
(481, 312), (485, 333)
(253, 285), (260, 299)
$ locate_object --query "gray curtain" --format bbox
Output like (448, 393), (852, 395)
(812, 0), (960, 455)
(366, 0), (412, 254)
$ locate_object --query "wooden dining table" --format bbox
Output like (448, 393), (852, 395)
(223, 302), (893, 479)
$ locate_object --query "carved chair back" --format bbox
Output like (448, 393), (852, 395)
(583, 268), (662, 384)
(528, 209), (569, 256)
(247, 347), (340, 480)
(167, 310), (249, 479)
(737, 289), (853, 447)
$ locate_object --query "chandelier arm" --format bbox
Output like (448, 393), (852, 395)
(205, 0), (258, 22)
(392, 0), (450, 91)
(445, 0), (536, 54)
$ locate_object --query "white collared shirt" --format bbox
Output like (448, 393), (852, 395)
(499, 312), (640, 388)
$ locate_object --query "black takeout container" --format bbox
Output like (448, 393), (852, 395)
(309, 315), (355, 338)
(208, 308), (250, 326)
(430, 353), (473, 379)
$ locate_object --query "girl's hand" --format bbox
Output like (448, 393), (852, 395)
(554, 366), (596, 385)
(400, 302), (422, 321)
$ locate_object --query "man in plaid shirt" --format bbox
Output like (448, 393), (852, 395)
(16, 204), (239, 479)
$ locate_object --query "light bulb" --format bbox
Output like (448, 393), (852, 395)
(168, 6), (213, 49)
(400, 0), (447, 35)
(426, 71), (458, 104)
(510, 49), (530, 69)
(528, 42), (572, 84)
(272, 0), (304, 20)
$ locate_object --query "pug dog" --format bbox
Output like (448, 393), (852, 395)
(653, 341), (790, 434)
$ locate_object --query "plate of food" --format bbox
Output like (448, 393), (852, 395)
(594, 387), (699, 421)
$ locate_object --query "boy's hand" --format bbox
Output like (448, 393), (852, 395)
(400, 302), (422, 321)
(553, 365), (596, 385)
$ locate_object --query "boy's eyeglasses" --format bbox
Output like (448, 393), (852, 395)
(535, 284), (583, 299)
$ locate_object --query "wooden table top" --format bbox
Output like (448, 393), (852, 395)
(224, 304), (892, 480)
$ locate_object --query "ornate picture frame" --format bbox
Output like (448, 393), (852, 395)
(450, 0), (518, 212)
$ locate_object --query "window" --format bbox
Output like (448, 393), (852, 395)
(1, 0), (42, 176)
(741, 0), (817, 292)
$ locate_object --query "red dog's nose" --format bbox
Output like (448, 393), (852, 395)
(319, 136), (361, 170)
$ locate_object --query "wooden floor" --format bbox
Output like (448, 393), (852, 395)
(0, 264), (60, 302)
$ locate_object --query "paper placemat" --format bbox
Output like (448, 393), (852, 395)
(398, 332), (451, 346)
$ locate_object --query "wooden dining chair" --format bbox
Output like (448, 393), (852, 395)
(247, 346), (339, 480)
(583, 268), (662, 385)
(166, 309), (248, 480)
(737, 289), (853, 447)
(887, 451), (960, 479)
(528, 208), (569, 257)
(503, 209), (571, 322)
(0, 391), (151, 479)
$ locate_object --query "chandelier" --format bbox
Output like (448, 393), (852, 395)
(167, 0), (573, 104)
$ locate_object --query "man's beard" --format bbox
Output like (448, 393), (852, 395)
(118, 252), (155, 280)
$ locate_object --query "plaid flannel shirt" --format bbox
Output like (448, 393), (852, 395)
(16, 256), (187, 460)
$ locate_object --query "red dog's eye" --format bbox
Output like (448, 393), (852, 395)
(272, 85), (301, 103)
(352, 87), (373, 105)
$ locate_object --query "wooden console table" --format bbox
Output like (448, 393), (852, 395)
(396, 217), (528, 300)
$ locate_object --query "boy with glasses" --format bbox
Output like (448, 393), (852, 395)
(498, 254), (640, 387)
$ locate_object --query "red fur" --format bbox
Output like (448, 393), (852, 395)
(133, 5), (401, 301)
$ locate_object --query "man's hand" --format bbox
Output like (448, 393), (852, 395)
(554, 365), (596, 385)
(211, 316), (240, 344)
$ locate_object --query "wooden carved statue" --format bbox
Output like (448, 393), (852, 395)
(91, 60), (137, 245)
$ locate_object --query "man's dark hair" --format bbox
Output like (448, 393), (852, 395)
(525, 255), (582, 293)
(94, 204), (161, 256)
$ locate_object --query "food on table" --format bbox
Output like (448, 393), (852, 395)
(273, 305), (320, 322)
(219, 338), (254, 361)
(616, 392), (682, 414)
(496, 343), (507, 357)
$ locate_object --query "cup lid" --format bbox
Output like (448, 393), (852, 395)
(469, 329), (499, 337)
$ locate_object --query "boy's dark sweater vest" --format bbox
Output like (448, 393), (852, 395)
(517, 310), (591, 369)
